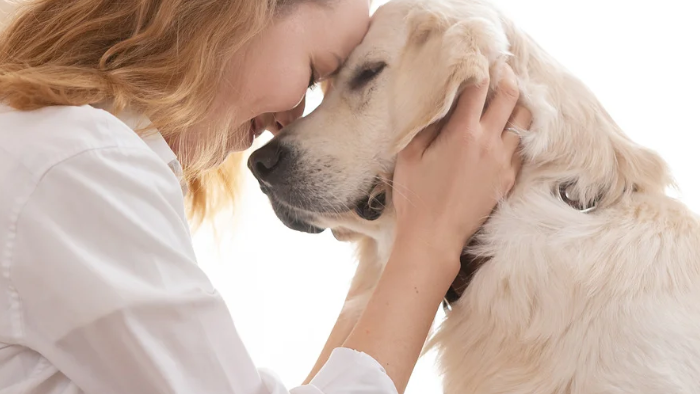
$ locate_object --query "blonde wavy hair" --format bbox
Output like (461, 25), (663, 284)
(0, 0), (309, 227)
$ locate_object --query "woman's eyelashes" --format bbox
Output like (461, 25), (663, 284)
(349, 61), (387, 91)
(308, 65), (318, 90)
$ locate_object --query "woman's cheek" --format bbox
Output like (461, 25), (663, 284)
(271, 82), (308, 114)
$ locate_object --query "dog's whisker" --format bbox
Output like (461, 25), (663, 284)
(383, 179), (422, 209)
(324, 194), (351, 216)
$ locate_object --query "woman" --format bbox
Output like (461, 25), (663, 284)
(0, 0), (530, 393)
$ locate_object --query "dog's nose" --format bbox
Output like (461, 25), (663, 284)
(248, 138), (289, 185)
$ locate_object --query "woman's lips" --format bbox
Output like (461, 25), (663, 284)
(250, 118), (265, 139)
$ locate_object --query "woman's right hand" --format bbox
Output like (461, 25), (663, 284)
(392, 64), (532, 263)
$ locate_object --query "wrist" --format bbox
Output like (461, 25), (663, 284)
(394, 222), (465, 256)
(390, 230), (462, 281)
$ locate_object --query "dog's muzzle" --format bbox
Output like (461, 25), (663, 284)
(267, 197), (326, 234)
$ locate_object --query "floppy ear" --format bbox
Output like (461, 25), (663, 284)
(390, 11), (509, 153)
(610, 132), (673, 196)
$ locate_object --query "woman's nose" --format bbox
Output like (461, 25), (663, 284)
(272, 96), (306, 134)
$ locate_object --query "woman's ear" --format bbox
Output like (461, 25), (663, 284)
(389, 10), (509, 153)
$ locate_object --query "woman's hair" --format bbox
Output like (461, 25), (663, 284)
(0, 0), (309, 227)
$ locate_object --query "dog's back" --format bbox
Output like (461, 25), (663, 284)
(433, 187), (700, 393)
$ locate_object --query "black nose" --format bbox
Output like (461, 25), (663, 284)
(248, 138), (289, 184)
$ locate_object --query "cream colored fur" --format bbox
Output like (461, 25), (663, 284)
(261, 0), (700, 392)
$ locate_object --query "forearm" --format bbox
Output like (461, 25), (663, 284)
(341, 239), (458, 393)
(303, 304), (361, 384)
(304, 257), (382, 384)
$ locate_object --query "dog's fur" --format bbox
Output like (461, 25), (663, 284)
(249, 0), (700, 392)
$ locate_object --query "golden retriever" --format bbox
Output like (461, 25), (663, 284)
(248, 0), (700, 392)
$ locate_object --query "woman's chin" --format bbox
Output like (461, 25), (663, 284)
(228, 132), (255, 152)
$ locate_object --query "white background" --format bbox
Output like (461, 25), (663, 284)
(2, 1), (699, 392)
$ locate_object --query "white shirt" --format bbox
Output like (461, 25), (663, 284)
(0, 104), (397, 394)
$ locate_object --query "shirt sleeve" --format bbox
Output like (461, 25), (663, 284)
(9, 145), (396, 394)
(289, 348), (398, 394)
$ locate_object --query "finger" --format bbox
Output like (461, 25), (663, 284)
(443, 75), (491, 136)
(481, 64), (520, 137)
(510, 148), (523, 174)
(505, 152), (523, 196)
(507, 104), (533, 133)
(402, 123), (441, 158)
(502, 127), (521, 153)
(501, 105), (532, 152)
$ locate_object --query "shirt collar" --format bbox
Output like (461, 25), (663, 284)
(93, 103), (188, 196)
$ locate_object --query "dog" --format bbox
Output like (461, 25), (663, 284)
(248, 0), (700, 392)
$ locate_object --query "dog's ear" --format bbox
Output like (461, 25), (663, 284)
(610, 132), (673, 196)
(390, 10), (509, 153)
(542, 117), (674, 209)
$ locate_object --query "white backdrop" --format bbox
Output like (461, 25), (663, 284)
(2, 0), (698, 392)
(194, 1), (700, 393)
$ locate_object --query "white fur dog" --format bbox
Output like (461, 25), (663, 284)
(248, 0), (700, 392)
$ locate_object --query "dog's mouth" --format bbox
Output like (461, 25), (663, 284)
(262, 177), (388, 234)
(354, 190), (386, 221)
(262, 173), (482, 308)
(353, 176), (388, 221)
(267, 197), (327, 234)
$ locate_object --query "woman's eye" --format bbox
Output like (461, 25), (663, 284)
(308, 67), (318, 90)
(350, 62), (387, 90)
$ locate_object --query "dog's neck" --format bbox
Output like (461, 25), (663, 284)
(369, 180), (610, 310)
(354, 215), (486, 309)
(342, 203), (491, 308)
(443, 237), (488, 309)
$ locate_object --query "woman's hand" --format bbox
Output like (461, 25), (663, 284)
(392, 64), (532, 264)
(340, 64), (532, 394)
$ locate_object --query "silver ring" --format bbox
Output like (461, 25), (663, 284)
(504, 127), (523, 137)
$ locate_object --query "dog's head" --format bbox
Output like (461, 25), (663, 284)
(248, 0), (672, 241)
(248, 0), (511, 237)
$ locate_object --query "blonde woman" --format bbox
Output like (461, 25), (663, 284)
(0, 0), (530, 393)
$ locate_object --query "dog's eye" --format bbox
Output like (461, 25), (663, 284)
(350, 62), (387, 90)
